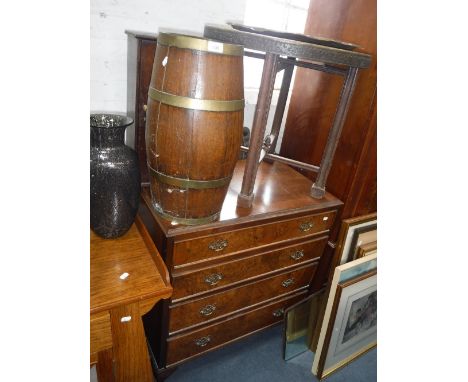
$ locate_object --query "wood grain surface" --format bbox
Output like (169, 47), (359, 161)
(110, 302), (154, 382)
(90, 218), (173, 381)
(172, 210), (334, 266)
(90, 311), (112, 354)
(141, 160), (342, 239)
(90, 220), (172, 315)
(165, 291), (307, 367)
(170, 236), (327, 301)
(96, 348), (115, 382)
(169, 262), (318, 334)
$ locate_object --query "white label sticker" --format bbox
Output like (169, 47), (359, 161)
(323, 216), (329, 221)
(207, 41), (223, 53)
(162, 56), (168, 66)
(120, 316), (132, 322)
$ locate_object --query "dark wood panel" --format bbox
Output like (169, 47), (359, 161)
(136, 39), (157, 184)
(345, 96), (377, 217)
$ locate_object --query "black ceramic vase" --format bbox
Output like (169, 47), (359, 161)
(90, 113), (140, 238)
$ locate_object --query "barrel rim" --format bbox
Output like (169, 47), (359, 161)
(153, 204), (221, 226)
(158, 32), (244, 56)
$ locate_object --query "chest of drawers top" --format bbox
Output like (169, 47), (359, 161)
(141, 160), (342, 239)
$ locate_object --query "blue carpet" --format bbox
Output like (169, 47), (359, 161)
(167, 325), (376, 382)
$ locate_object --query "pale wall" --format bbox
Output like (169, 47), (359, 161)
(91, 0), (246, 112)
(90, 0), (309, 152)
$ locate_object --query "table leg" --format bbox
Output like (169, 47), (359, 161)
(238, 52), (279, 208)
(110, 302), (154, 382)
(268, 59), (295, 154)
(311, 67), (360, 198)
(96, 348), (115, 382)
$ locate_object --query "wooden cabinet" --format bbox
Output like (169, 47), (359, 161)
(139, 160), (342, 373)
(126, 30), (343, 376)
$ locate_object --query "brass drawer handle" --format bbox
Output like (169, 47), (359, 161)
(208, 239), (228, 252)
(290, 250), (304, 260)
(200, 304), (216, 317)
(273, 308), (284, 318)
(281, 278), (295, 288)
(194, 335), (211, 347)
(205, 273), (223, 286)
(299, 221), (314, 232)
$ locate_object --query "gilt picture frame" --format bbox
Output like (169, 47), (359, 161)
(356, 241), (377, 259)
(315, 270), (377, 379)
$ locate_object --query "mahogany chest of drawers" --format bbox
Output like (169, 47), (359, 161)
(139, 160), (342, 373)
(126, 30), (343, 376)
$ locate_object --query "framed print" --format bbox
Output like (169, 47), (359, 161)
(316, 270), (377, 379)
(312, 252), (377, 378)
(335, 213), (377, 265)
(356, 241), (377, 259)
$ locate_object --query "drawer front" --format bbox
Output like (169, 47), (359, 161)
(165, 292), (306, 366)
(172, 235), (327, 301)
(90, 311), (112, 354)
(173, 210), (336, 266)
(169, 262), (317, 333)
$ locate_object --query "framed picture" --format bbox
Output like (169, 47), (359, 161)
(335, 213), (377, 265)
(316, 270), (376, 379)
(356, 241), (377, 259)
(312, 252), (377, 379)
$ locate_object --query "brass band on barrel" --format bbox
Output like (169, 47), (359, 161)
(149, 166), (231, 189)
(158, 32), (244, 56)
(148, 88), (244, 112)
(155, 208), (220, 226)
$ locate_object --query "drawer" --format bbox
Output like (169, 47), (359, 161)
(173, 210), (336, 266)
(169, 262), (317, 334)
(165, 291), (306, 366)
(90, 311), (112, 354)
(171, 235), (327, 301)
